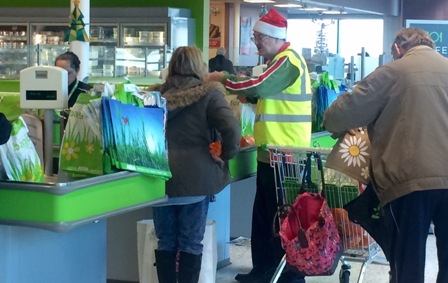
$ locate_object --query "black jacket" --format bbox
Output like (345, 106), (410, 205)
(68, 79), (93, 108)
(209, 55), (236, 74)
(0, 113), (11, 145)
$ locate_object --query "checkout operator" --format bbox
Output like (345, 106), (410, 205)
(206, 8), (312, 283)
(54, 51), (93, 123)
(54, 51), (93, 176)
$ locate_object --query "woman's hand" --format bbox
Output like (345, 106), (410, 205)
(210, 141), (224, 164)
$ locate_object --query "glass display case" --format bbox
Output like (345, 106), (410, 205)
(115, 18), (194, 78)
(0, 24), (28, 79)
(114, 47), (167, 77)
(30, 24), (69, 66)
(0, 7), (195, 80)
(89, 24), (118, 77)
(118, 23), (169, 78)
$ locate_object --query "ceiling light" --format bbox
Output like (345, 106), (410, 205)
(274, 4), (302, 8)
(323, 10), (347, 14)
(301, 7), (325, 11)
(243, 0), (275, 3)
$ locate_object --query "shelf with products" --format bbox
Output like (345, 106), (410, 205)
(0, 48), (28, 54)
(0, 24), (28, 49)
(115, 46), (169, 77)
(30, 44), (70, 66)
(0, 25), (29, 79)
(89, 24), (119, 78)
(0, 8), (195, 80)
(0, 46), (28, 80)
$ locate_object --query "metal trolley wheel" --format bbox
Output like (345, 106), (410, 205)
(339, 264), (351, 283)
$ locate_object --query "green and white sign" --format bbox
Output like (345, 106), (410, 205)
(406, 19), (448, 57)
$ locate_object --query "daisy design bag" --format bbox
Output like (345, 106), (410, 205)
(325, 127), (371, 185)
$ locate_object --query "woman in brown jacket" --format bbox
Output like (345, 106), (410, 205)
(152, 46), (240, 283)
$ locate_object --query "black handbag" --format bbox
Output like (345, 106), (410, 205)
(343, 182), (391, 260)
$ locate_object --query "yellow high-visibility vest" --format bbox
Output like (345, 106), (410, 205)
(254, 47), (312, 147)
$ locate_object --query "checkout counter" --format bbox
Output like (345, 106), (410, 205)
(0, 67), (167, 283)
(0, 68), (337, 282)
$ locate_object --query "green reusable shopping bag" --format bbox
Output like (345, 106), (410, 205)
(0, 116), (44, 182)
(101, 97), (171, 180)
(0, 93), (25, 122)
(114, 79), (144, 106)
(59, 93), (103, 177)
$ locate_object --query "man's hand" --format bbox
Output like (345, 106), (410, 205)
(330, 128), (361, 139)
(205, 71), (224, 83)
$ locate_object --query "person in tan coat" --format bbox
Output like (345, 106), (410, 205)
(323, 27), (448, 283)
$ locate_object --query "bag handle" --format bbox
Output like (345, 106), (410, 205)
(300, 151), (327, 198)
(273, 203), (309, 248)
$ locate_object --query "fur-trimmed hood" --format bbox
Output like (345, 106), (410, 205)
(155, 76), (226, 111)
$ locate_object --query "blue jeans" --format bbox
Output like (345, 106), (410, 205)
(153, 197), (210, 255)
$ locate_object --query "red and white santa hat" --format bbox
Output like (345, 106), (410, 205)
(253, 8), (287, 39)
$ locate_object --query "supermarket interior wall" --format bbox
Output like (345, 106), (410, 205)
(403, 0), (448, 20)
(1, 0), (208, 55)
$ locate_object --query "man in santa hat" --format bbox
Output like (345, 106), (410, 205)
(207, 8), (311, 283)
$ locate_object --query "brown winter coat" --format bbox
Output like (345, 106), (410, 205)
(158, 75), (241, 197)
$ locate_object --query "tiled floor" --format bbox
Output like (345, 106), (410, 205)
(216, 235), (438, 283)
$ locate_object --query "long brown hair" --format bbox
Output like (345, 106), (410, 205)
(168, 46), (207, 80)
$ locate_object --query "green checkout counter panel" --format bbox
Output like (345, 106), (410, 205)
(0, 171), (166, 232)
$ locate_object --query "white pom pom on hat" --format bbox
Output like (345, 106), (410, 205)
(253, 8), (287, 40)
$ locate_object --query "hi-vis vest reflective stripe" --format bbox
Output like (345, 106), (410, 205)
(254, 47), (312, 147)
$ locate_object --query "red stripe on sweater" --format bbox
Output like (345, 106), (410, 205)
(225, 56), (288, 91)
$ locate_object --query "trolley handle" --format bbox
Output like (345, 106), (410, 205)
(300, 152), (327, 199)
(266, 145), (332, 155)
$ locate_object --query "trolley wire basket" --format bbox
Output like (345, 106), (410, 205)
(268, 145), (382, 283)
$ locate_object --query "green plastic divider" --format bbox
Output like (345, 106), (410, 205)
(0, 173), (165, 223)
(0, 80), (19, 92)
(229, 147), (257, 181)
(311, 131), (337, 148)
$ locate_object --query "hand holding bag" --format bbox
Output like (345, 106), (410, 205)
(277, 152), (343, 276)
(325, 127), (371, 184)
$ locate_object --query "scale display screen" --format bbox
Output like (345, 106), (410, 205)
(26, 90), (57, 101)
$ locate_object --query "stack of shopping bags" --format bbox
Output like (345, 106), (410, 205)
(59, 79), (171, 180)
(312, 71), (341, 133)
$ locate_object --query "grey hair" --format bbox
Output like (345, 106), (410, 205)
(217, 47), (226, 56)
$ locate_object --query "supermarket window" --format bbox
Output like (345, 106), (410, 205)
(287, 18), (383, 60)
(287, 19), (337, 57)
(338, 19), (384, 59)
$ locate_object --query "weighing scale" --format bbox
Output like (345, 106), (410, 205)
(20, 66), (68, 177)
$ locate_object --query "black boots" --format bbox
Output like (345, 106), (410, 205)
(154, 250), (202, 283)
(155, 250), (177, 283)
(178, 251), (202, 283)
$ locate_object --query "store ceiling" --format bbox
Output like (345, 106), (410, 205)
(211, 0), (381, 18)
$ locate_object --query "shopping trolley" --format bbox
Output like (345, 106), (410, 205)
(268, 145), (382, 283)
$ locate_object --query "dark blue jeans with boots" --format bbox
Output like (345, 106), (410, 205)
(153, 197), (210, 283)
(154, 250), (177, 283)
